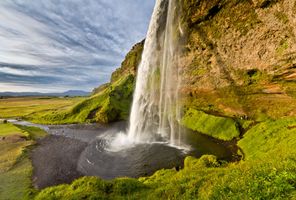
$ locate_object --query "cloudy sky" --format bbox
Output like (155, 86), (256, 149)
(0, 0), (155, 92)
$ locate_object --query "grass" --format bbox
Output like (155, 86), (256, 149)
(29, 74), (135, 125)
(0, 139), (34, 200)
(238, 117), (296, 160)
(34, 117), (296, 199)
(274, 11), (289, 24)
(0, 77), (133, 125)
(35, 177), (149, 200)
(181, 108), (240, 141)
(14, 125), (47, 140)
(0, 123), (47, 200)
(0, 123), (29, 137)
(0, 155), (34, 200)
(0, 97), (85, 120)
(0, 140), (33, 173)
(276, 39), (289, 55)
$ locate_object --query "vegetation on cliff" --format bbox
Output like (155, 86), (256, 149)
(181, 108), (240, 141)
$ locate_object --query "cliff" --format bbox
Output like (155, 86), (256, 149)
(178, 0), (296, 140)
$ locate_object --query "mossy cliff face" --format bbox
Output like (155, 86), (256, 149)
(177, 0), (296, 139)
(181, 108), (240, 141)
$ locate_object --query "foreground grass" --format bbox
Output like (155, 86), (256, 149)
(0, 97), (86, 121)
(0, 156), (34, 200)
(0, 123), (29, 137)
(0, 123), (47, 200)
(36, 117), (296, 199)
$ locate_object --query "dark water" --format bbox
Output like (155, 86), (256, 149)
(11, 120), (234, 181)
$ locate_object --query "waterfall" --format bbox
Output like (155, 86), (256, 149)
(128, 0), (182, 145)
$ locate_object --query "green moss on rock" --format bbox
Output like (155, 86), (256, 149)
(111, 40), (144, 82)
(181, 108), (240, 141)
(238, 117), (296, 160)
(184, 155), (220, 169)
(94, 75), (135, 123)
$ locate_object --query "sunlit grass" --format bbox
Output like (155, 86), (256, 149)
(0, 97), (86, 119)
(0, 123), (28, 137)
(0, 156), (34, 200)
(0, 123), (47, 200)
(29, 75), (135, 125)
(181, 108), (240, 141)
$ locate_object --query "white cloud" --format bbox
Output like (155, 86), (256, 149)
(0, 66), (44, 76)
(0, 0), (154, 92)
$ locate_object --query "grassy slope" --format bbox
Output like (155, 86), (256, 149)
(238, 118), (296, 161)
(0, 123), (47, 200)
(0, 123), (29, 137)
(31, 74), (135, 124)
(35, 117), (296, 199)
(0, 156), (34, 200)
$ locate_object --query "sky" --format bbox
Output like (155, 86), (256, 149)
(0, 0), (155, 92)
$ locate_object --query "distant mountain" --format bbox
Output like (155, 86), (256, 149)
(0, 90), (90, 97)
(61, 90), (90, 96)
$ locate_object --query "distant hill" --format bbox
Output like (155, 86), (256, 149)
(0, 90), (90, 97)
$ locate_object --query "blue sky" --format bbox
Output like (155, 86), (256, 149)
(0, 0), (154, 92)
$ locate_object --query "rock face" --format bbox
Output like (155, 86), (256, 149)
(175, 0), (296, 139)
(67, 0), (296, 139)
(179, 0), (296, 117)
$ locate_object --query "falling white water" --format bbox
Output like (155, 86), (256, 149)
(127, 0), (182, 145)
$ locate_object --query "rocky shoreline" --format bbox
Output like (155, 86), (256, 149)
(31, 135), (87, 189)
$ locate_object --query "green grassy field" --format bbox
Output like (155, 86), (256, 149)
(0, 122), (47, 200)
(0, 97), (86, 120)
(0, 123), (29, 137)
